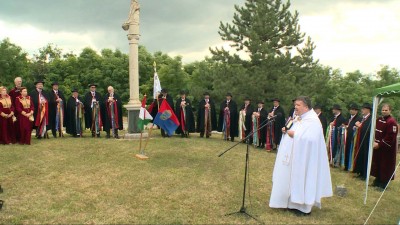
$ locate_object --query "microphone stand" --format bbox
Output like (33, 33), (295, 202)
(218, 115), (277, 223)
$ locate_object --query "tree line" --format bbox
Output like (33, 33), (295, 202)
(1, 0), (399, 119)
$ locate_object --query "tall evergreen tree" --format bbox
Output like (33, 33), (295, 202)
(210, 0), (319, 107)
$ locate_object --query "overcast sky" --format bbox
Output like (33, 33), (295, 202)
(0, 0), (399, 74)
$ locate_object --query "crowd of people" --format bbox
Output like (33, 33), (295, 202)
(150, 89), (287, 152)
(1, 77), (398, 216)
(324, 102), (398, 190)
(0, 77), (123, 145)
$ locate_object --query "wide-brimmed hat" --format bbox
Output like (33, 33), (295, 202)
(51, 81), (59, 86)
(34, 80), (44, 85)
(271, 98), (280, 102)
(72, 88), (79, 93)
(332, 104), (341, 110)
(349, 103), (359, 110)
(88, 83), (97, 88)
(314, 104), (322, 109)
(362, 103), (372, 110)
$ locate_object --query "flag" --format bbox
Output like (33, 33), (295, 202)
(153, 71), (162, 99)
(138, 95), (153, 131)
(153, 100), (179, 136)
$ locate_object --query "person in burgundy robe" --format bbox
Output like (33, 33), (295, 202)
(371, 104), (398, 189)
(9, 76), (23, 142)
(0, 86), (16, 144)
(15, 87), (34, 145)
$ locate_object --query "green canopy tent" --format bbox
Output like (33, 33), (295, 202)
(365, 82), (400, 204)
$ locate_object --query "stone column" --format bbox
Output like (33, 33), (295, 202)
(122, 0), (142, 137)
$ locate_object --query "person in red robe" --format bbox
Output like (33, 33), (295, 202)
(15, 87), (34, 145)
(372, 104), (398, 189)
(0, 86), (16, 144)
(9, 76), (23, 142)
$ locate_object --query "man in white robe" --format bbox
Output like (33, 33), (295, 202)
(269, 96), (332, 214)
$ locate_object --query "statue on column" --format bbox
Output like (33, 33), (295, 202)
(122, 0), (140, 32)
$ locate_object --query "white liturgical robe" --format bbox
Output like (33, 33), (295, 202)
(269, 109), (332, 213)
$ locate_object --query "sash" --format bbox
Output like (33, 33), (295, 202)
(180, 104), (187, 133)
(204, 104), (211, 137)
(75, 101), (84, 135)
(56, 99), (64, 137)
(265, 121), (275, 150)
(37, 103), (47, 137)
(252, 114), (259, 147)
(222, 107), (230, 140)
(239, 110), (246, 140)
(347, 126), (357, 171)
(91, 101), (102, 133)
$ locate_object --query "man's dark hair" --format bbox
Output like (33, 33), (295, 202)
(295, 96), (312, 109)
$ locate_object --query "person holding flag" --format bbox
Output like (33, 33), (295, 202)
(153, 94), (179, 137)
(175, 90), (195, 138)
(156, 89), (175, 137)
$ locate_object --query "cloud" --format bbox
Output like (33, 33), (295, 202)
(0, 0), (399, 74)
(297, 0), (400, 73)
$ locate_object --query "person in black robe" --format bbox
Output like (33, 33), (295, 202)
(84, 84), (103, 137)
(218, 93), (238, 142)
(266, 98), (285, 150)
(239, 97), (254, 143)
(103, 86), (123, 139)
(344, 103), (362, 171)
(29, 80), (50, 139)
(288, 99), (296, 120)
(253, 100), (268, 148)
(159, 88), (174, 137)
(197, 92), (217, 138)
(175, 90), (195, 137)
(314, 104), (328, 137)
(353, 103), (372, 179)
(65, 89), (85, 137)
(48, 82), (66, 138)
(329, 104), (346, 159)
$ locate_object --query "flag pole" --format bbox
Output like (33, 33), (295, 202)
(143, 123), (154, 151)
(135, 94), (149, 160)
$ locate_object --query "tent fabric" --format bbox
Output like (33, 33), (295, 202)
(373, 82), (400, 96)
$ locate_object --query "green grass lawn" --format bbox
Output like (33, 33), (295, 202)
(0, 130), (399, 224)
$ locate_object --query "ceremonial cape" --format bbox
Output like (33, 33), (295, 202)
(270, 110), (332, 213)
